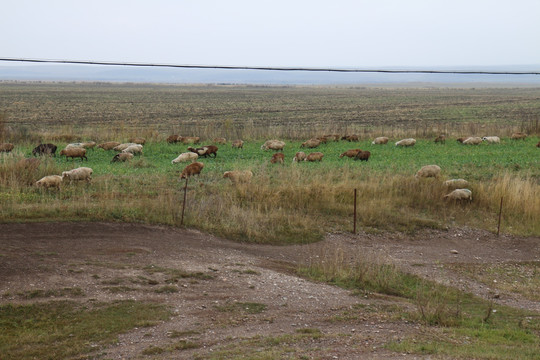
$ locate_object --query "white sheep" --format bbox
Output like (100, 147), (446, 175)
(113, 143), (138, 151)
(223, 170), (253, 184)
(292, 151), (307, 163)
(171, 152), (199, 164)
(122, 144), (143, 155)
(261, 140), (286, 151)
(62, 167), (93, 183)
(462, 137), (482, 145)
(395, 138), (416, 147)
(444, 188), (472, 201)
(444, 179), (469, 189)
(482, 136), (500, 144)
(372, 136), (389, 145)
(35, 175), (62, 189)
(415, 165), (441, 178)
(65, 143), (85, 150)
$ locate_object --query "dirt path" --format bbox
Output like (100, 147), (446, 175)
(1, 222), (538, 359)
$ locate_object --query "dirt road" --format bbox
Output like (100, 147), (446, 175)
(1, 222), (538, 359)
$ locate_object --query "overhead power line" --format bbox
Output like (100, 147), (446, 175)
(0, 57), (539, 75)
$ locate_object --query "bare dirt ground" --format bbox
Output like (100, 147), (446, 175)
(1, 222), (538, 359)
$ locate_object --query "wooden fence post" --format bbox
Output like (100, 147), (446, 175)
(181, 177), (188, 226)
(497, 197), (503, 236)
(353, 188), (357, 234)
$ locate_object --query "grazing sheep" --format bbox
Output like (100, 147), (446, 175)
(415, 165), (441, 178)
(213, 137), (227, 145)
(59, 147), (87, 161)
(17, 157), (40, 169)
(270, 153), (285, 164)
(171, 152), (199, 164)
(97, 141), (121, 150)
(444, 188), (472, 201)
(341, 134), (359, 142)
(434, 135), (446, 144)
(456, 137), (467, 143)
(81, 141), (96, 150)
(113, 143), (138, 151)
(324, 134), (340, 141)
(537, 141), (540, 148)
(180, 162), (204, 179)
(187, 145), (218, 158)
(354, 150), (371, 161)
(292, 151), (307, 163)
(223, 170), (253, 184)
(444, 179), (469, 189)
(167, 134), (180, 143)
(111, 152), (134, 163)
(62, 167), (93, 183)
(339, 149), (362, 158)
(372, 137), (389, 145)
(395, 138), (416, 147)
(511, 132), (527, 140)
(261, 140), (286, 151)
(122, 144), (143, 155)
(304, 152), (324, 162)
(300, 139), (321, 148)
(0, 143), (14, 153)
(65, 143), (85, 150)
(129, 137), (146, 145)
(35, 175), (62, 189)
(232, 139), (244, 149)
(462, 137), (482, 145)
(316, 136), (329, 144)
(178, 136), (200, 144)
(482, 136), (500, 144)
(32, 143), (57, 157)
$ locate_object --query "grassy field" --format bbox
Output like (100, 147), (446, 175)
(1, 83), (539, 241)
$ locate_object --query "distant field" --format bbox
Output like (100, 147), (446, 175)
(0, 83), (539, 242)
(1, 83), (539, 141)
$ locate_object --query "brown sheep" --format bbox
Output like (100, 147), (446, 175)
(304, 152), (324, 162)
(17, 157), (40, 169)
(300, 139), (321, 148)
(97, 141), (121, 150)
(339, 149), (362, 158)
(270, 153), (285, 164)
(434, 134), (446, 144)
(536, 141), (540, 148)
(316, 136), (329, 144)
(179, 136), (200, 144)
(511, 132), (527, 140)
(341, 134), (359, 142)
(292, 152), (307, 162)
(187, 145), (218, 158)
(456, 137), (467, 143)
(167, 135), (180, 144)
(129, 137), (146, 145)
(59, 147), (87, 161)
(213, 137), (227, 145)
(232, 139), (244, 149)
(354, 150), (371, 161)
(0, 143), (14, 152)
(111, 152), (134, 163)
(180, 162), (204, 179)
(324, 134), (340, 141)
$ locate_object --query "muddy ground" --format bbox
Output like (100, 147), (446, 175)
(1, 222), (538, 359)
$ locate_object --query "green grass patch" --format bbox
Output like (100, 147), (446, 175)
(0, 300), (170, 360)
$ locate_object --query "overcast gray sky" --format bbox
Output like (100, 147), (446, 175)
(2, 0), (539, 68)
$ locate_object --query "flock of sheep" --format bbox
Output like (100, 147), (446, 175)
(0, 131), (537, 198)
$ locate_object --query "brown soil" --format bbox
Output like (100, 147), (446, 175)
(1, 222), (538, 359)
